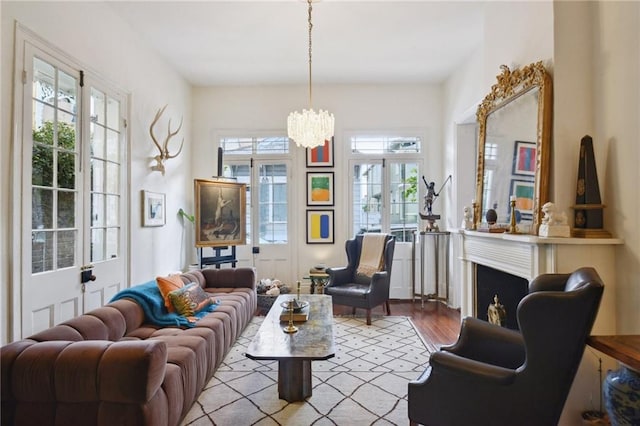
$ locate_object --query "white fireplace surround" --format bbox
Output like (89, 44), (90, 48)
(454, 229), (623, 424)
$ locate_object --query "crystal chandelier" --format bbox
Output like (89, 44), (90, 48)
(287, 0), (334, 149)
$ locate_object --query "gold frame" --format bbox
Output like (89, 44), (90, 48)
(475, 62), (552, 234)
(194, 178), (246, 247)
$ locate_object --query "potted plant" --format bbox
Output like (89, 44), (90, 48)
(178, 208), (199, 270)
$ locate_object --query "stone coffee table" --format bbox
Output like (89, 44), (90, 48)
(246, 294), (335, 402)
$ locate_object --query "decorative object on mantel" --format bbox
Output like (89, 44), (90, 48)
(419, 175), (452, 232)
(505, 196), (520, 234)
(149, 104), (184, 175)
(471, 199), (479, 230)
(485, 202), (498, 225)
(287, 0), (334, 149)
(461, 205), (474, 230)
(538, 202), (571, 237)
(572, 135), (611, 238)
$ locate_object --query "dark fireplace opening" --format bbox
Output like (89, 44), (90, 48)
(475, 264), (529, 330)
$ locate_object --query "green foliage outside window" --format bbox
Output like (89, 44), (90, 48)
(32, 121), (76, 188)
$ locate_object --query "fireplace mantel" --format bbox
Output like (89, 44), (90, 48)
(455, 229), (623, 334)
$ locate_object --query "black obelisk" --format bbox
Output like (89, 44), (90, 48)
(572, 135), (610, 237)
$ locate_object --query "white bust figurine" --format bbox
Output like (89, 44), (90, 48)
(539, 202), (570, 237)
(461, 205), (474, 230)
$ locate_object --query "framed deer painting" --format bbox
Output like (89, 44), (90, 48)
(194, 179), (246, 247)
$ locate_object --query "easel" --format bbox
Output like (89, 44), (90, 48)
(199, 147), (238, 268)
(199, 246), (237, 269)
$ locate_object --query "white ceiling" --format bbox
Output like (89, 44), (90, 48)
(107, 1), (485, 87)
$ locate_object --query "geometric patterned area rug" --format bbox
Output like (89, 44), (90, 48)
(181, 316), (432, 426)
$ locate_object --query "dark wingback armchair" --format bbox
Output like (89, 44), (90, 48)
(324, 234), (395, 325)
(408, 267), (604, 426)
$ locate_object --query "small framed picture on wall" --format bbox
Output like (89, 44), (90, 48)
(306, 137), (334, 167)
(307, 172), (334, 206)
(306, 209), (334, 244)
(142, 190), (166, 227)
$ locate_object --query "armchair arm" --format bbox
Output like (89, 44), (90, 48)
(325, 266), (353, 288)
(443, 316), (525, 369)
(429, 351), (517, 385)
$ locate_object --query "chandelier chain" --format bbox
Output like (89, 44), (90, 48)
(307, 0), (313, 109)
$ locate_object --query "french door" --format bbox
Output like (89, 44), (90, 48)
(14, 30), (128, 338)
(223, 159), (294, 283)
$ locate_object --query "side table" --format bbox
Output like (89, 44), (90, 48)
(413, 230), (450, 308)
(306, 273), (329, 294)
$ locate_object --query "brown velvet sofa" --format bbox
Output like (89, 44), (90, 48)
(1, 267), (257, 426)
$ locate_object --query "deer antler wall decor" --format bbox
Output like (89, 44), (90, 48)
(149, 104), (184, 175)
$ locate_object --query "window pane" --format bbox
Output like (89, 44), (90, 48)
(106, 195), (119, 227)
(91, 228), (105, 262)
(258, 164), (287, 243)
(57, 70), (77, 114)
(353, 163), (383, 235)
(106, 162), (119, 194)
(106, 228), (119, 259)
(32, 188), (53, 229)
(57, 230), (76, 268)
(32, 103), (55, 146)
(389, 162), (419, 242)
(106, 96), (120, 131)
(221, 136), (289, 155)
(92, 193), (105, 227)
(32, 144), (53, 187)
(91, 158), (105, 192)
(106, 129), (119, 162)
(57, 190), (75, 228)
(351, 135), (421, 154)
(32, 230), (53, 273)
(57, 151), (76, 189)
(91, 122), (105, 159)
(91, 88), (105, 126)
(33, 57), (55, 104)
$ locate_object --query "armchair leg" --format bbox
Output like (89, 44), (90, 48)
(366, 309), (372, 325)
(385, 301), (391, 315)
(409, 421), (419, 426)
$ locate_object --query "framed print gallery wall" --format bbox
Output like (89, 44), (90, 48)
(194, 178), (246, 247)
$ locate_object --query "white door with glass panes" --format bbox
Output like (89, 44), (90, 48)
(15, 35), (128, 337)
(349, 134), (423, 299)
(221, 137), (294, 284)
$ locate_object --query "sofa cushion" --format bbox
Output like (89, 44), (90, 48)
(168, 282), (216, 319)
(156, 275), (185, 313)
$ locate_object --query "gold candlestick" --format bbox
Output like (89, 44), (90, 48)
(472, 201), (479, 230)
(506, 198), (518, 234)
(283, 299), (298, 333)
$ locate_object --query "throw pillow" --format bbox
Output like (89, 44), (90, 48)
(168, 282), (214, 318)
(156, 274), (185, 313)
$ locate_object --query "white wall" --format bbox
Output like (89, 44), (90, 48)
(192, 84), (443, 280)
(1, 2), (192, 343)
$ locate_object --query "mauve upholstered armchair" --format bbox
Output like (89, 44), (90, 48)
(324, 234), (395, 325)
(408, 267), (604, 426)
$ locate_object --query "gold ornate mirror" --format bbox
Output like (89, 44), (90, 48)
(475, 62), (552, 234)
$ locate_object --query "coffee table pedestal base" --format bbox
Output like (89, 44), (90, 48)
(278, 359), (312, 402)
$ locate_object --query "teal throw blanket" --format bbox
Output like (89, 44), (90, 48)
(110, 280), (218, 328)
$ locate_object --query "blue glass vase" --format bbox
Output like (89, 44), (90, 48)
(603, 365), (640, 425)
